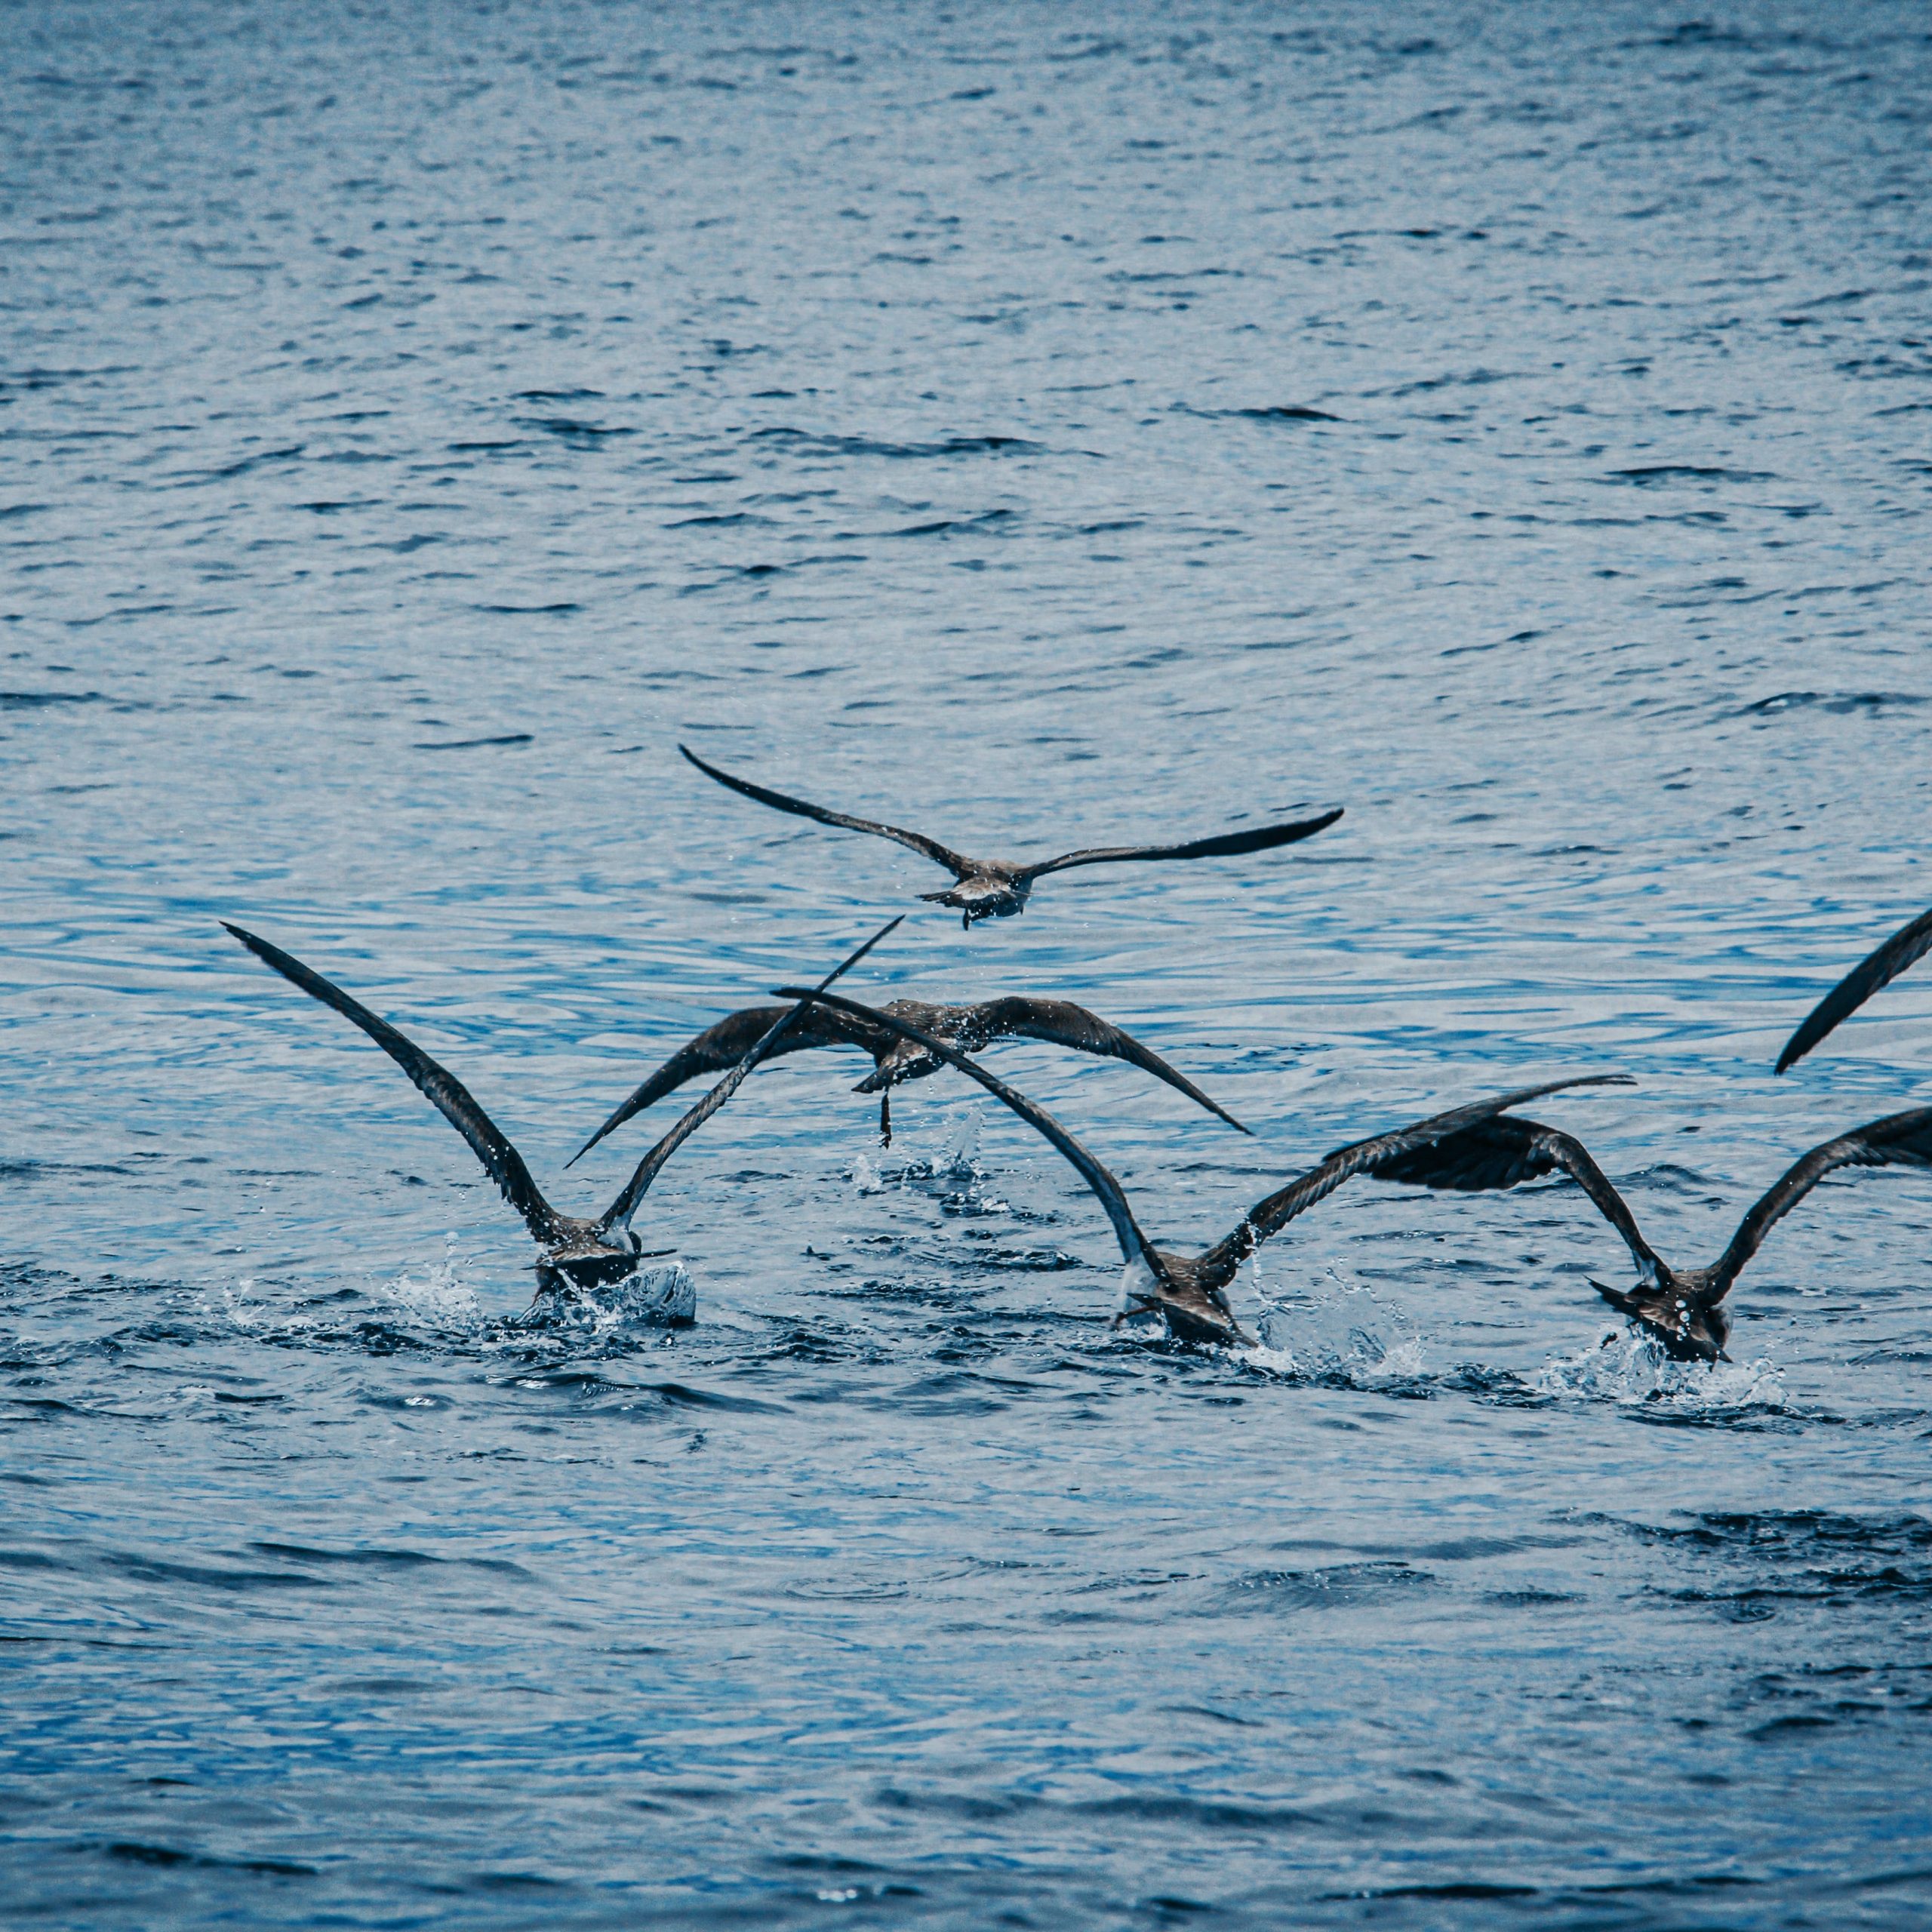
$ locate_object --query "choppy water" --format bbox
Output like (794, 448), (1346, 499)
(7, 1), (1932, 1924)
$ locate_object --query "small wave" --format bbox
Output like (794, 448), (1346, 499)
(413, 731), (534, 750)
(187, 444), (305, 482)
(1214, 1559), (1432, 1614)
(1607, 464), (1773, 485)
(1608, 1508), (1932, 1614)
(881, 508), (1019, 538)
(98, 1841), (316, 1877)
(1179, 402), (1340, 423)
(1738, 690), (1927, 718)
(747, 426), (1041, 460)
(0, 689), (108, 709)
(515, 416), (634, 445)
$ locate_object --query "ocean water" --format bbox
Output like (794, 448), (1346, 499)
(5, 0), (1932, 1923)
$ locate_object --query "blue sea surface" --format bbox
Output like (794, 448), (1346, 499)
(5, 1), (1932, 1924)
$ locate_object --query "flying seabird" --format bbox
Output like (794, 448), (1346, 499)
(568, 993), (1250, 1161)
(223, 917), (898, 1299)
(774, 986), (1626, 1346)
(1777, 900), (1932, 1073)
(1374, 1100), (1932, 1361)
(681, 743), (1343, 928)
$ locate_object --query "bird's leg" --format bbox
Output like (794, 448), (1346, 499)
(961, 910), (971, 933)
(879, 1090), (892, 1147)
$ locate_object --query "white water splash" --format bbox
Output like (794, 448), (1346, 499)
(845, 1104), (1001, 1206)
(941, 1102), (983, 1171)
(1246, 1268), (1425, 1382)
(382, 1237), (485, 1327)
(536, 1263), (696, 1334)
(1535, 1327), (1786, 1411)
(208, 1278), (268, 1331)
(1118, 1253), (1161, 1319)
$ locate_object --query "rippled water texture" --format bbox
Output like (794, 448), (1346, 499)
(6, 1), (1932, 1924)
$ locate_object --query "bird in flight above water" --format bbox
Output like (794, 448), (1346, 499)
(773, 986), (1627, 1346)
(223, 917), (899, 1300)
(681, 743), (1343, 928)
(1777, 900), (1932, 1074)
(1374, 1100), (1932, 1361)
(569, 992), (1250, 1162)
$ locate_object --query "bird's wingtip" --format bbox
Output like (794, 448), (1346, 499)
(1589, 1278), (1636, 1315)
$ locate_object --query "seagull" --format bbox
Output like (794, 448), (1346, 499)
(222, 917), (898, 1299)
(1373, 1100), (1932, 1361)
(569, 993), (1250, 1161)
(681, 743), (1343, 928)
(775, 987), (1626, 1346)
(1777, 900), (1932, 1073)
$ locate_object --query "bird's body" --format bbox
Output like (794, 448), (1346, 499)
(223, 918), (897, 1302)
(534, 1218), (657, 1297)
(571, 990), (1247, 1159)
(1378, 1103), (1932, 1361)
(776, 986), (1626, 1347)
(681, 743), (1342, 928)
(918, 866), (1035, 924)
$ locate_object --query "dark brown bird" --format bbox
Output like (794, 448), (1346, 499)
(681, 743), (1342, 928)
(775, 986), (1626, 1346)
(1777, 901), (1932, 1073)
(570, 993), (1249, 1162)
(1375, 1101), (1932, 1361)
(223, 918), (897, 1299)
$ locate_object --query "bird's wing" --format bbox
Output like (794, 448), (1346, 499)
(568, 1004), (874, 1169)
(596, 917), (901, 1234)
(768, 989), (1155, 1269)
(223, 922), (561, 1244)
(679, 744), (974, 878)
(1373, 1116), (1663, 1275)
(1709, 1101), (1932, 1299)
(924, 995), (1250, 1134)
(1014, 808), (1343, 881)
(1776, 903), (1932, 1074)
(1194, 1075), (1633, 1287)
